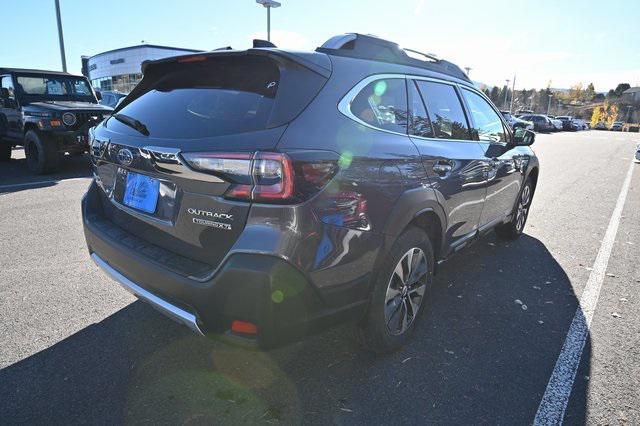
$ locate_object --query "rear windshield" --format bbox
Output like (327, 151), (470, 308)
(114, 56), (281, 139)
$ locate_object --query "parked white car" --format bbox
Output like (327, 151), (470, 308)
(546, 115), (563, 131)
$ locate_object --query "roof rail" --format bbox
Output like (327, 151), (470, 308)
(316, 33), (470, 83)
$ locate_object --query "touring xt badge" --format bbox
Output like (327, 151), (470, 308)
(186, 208), (233, 231)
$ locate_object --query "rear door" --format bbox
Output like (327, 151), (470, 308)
(91, 53), (327, 269)
(408, 78), (487, 253)
(460, 87), (523, 231)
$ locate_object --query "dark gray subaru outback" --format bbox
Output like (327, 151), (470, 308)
(83, 34), (539, 352)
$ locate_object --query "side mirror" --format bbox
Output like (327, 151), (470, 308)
(95, 90), (102, 101)
(513, 128), (535, 146)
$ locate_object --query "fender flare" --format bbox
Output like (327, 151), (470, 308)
(380, 186), (447, 260)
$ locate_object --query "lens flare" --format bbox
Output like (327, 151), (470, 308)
(339, 151), (353, 169)
(373, 80), (387, 97)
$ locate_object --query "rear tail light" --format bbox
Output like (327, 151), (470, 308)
(182, 150), (339, 204)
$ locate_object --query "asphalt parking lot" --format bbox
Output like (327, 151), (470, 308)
(1, 131), (639, 424)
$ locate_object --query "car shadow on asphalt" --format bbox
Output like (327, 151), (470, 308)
(0, 150), (91, 194)
(0, 233), (590, 424)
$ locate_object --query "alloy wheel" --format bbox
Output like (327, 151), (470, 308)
(384, 247), (429, 335)
(515, 184), (531, 232)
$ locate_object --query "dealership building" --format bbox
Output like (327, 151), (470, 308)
(81, 44), (203, 93)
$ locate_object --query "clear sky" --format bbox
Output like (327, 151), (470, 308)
(1, 0), (639, 91)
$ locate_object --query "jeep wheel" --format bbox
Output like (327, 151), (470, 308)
(0, 139), (10, 161)
(359, 226), (434, 353)
(24, 130), (59, 174)
(495, 178), (533, 240)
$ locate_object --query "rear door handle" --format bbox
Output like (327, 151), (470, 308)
(433, 161), (453, 176)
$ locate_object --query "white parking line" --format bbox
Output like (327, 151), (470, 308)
(533, 159), (635, 425)
(0, 177), (90, 191)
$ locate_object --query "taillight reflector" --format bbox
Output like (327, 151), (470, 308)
(231, 320), (258, 335)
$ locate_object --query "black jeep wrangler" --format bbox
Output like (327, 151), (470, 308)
(0, 68), (113, 174)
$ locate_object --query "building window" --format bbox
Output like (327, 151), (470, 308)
(91, 73), (142, 94)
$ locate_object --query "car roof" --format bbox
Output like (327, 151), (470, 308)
(0, 67), (84, 78)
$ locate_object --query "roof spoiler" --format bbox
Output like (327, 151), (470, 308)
(140, 48), (331, 78)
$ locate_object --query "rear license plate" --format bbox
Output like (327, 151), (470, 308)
(123, 172), (160, 214)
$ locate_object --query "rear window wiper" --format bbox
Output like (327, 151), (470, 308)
(113, 113), (149, 136)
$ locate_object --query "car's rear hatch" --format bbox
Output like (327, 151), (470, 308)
(90, 50), (330, 275)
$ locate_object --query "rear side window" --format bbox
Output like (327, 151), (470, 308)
(115, 56), (281, 139)
(461, 89), (507, 143)
(415, 81), (470, 140)
(350, 78), (408, 134)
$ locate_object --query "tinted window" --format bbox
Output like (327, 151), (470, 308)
(461, 89), (507, 143)
(415, 81), (470, 140)
(350, 78), (408, 134)
(408, 80), (433, 138)
(115, 56), (280, 139)
(1, 75), (15, 99)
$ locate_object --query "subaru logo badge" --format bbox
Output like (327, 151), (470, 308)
(117, 148), (134, 166)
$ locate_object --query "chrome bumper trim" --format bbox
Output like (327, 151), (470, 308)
(91, 253), (204, 336)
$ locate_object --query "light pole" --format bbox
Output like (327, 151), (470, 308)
(256, 0), (281, 42)
(54, 0), (67, 72)
(509, 74), (516, 113)
(503, 79), (510, 110)
(547, 93), (553, 115)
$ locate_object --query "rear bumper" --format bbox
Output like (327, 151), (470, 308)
(91, 253), (204, 335)
(82, 181), (368, 348)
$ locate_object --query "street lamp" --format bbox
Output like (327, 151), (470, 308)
(547, 93), (553, 115)
(256, 0), (281, 42)
(54, 0), (67, 72)
(503, 79), (510, 110)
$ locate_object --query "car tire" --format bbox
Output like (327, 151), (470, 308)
(495, 177), (534, 240)
(358, 226), (435, 353)
(0, 139), (10, 161)
(24, 130), (59, 174)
